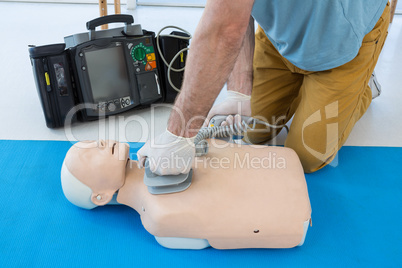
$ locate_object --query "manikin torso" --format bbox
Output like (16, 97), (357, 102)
(63, 139), (312, 250)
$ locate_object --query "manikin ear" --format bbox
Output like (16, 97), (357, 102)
(91, 191), (114, 206)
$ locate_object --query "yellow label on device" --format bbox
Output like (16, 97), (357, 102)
(45, 72), (50, 86)
(180, 53), (184, 62)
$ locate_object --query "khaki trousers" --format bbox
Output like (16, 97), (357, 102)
(247, 3), (390, 173)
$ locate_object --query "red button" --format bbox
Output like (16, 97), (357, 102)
(145, 63), (152, 71)
(149, 61), (157, 69)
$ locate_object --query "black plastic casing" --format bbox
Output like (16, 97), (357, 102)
(29, 44), (78, 128)
(157, 31), (190, 103)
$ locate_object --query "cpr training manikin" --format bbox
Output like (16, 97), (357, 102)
(61, 139), (312, 250)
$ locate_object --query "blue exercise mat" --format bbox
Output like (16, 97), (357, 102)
(0, 140), (401, 267)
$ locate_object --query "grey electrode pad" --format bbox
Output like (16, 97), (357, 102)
(143, 160), (193, 195)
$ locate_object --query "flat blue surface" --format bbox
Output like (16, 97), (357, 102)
(0, 140), (401, 267)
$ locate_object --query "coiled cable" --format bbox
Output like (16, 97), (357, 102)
(194, 117), (289, 156)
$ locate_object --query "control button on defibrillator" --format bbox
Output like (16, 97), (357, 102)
(108, 102), (116, 112)
(145, 46), (154, 54)
(99, 102), (107, 111)
(145, 63), (153, 71)
(133, 47), (146, 61)
(113, 99), (120, 108)
(146, 53), (156, 61)
(149, 61), (157, 69)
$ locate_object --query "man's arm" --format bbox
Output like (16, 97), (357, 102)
(227, 16), (255, 96)
(202, 17), (255, 126)
(167, 0), (255, 138)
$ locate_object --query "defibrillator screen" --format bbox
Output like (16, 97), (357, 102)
(84, 45), (131, 103)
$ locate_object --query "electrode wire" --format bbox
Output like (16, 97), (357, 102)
(156, 26), (192, 92)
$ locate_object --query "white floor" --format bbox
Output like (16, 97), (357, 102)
(0, 2), (401, 146)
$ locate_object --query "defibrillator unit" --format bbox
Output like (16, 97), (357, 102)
(29, 15), (189, 128)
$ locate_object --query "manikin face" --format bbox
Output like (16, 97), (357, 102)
(64, 140), (130, 206)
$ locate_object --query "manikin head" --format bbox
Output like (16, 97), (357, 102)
(61, 140), (130, 209)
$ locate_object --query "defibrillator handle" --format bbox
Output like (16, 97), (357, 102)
(86, 14), (134, 31)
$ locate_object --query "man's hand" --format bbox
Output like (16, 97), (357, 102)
(204, 90), (251, 127)
(137, 130), (195, 175)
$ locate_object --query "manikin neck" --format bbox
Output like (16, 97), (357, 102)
(106, 160), (143, 210)
(107, 193), (120, 205)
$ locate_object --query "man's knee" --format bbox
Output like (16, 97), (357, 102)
(243, 125), (283, 144)
(285, 133), (338, 173)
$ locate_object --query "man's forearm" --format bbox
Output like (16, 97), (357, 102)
(167, 0), (255, 138)
(227, 17), (255, 96)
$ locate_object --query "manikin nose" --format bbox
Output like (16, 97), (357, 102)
(98, 140), (106, 148)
